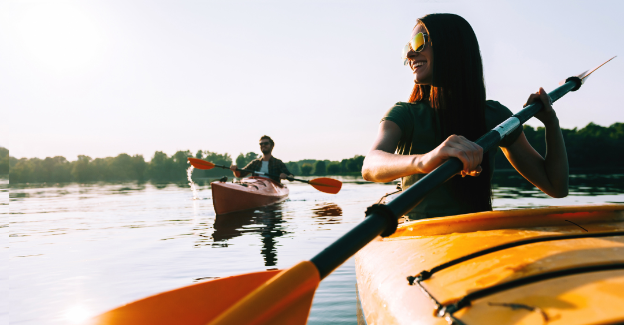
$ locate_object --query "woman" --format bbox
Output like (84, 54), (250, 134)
(362, 13), (569, 220)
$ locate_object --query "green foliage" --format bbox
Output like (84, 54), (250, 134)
(0, 147), (8, 174)
(200, 151), (232, 177)
(286, 162), (300, 175)
(301, 163), (313, 176)
(327, 162), (341, 175)
(348, 155), (365, 173)
(236, 152), (259, 168)
(494, 122), (624, 172)
(313, 160), (326, 175)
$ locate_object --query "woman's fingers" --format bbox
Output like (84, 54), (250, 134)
(528, 87), (558, 124)
(454, 135), (482, 171)
(444, 138), (473, 172)
(524, 93), (540, 107)
(538, 87), (553, 110)
(443, 135), (483, 173)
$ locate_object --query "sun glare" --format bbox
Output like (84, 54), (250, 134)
(63, 304), (92, 324)
(17, 3), (104, 73)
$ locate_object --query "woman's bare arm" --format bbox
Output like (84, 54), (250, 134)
(501, 88), (569, 198)
(362, 120), (484, 183)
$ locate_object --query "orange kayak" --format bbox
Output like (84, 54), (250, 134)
(355, 204), (624, 325)
(211, 176), (289, 215)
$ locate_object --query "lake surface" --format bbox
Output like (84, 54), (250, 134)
(8, 173), (624, 324)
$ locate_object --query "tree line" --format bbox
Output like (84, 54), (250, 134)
(3, 122), (623, 184)
(494, 122), (624, 171)
(5, 147), (365, 184)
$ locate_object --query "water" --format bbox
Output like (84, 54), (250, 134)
(8, 173), (624, 324)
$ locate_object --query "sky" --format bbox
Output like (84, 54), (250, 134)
(2, 0), (623, 162)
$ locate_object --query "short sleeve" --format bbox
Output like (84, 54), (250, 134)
(380, 102), (413, 136)
(486, 101), (522, 148)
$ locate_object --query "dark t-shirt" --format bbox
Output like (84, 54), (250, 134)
(381, 100), (522, 219)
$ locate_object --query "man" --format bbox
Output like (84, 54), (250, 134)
(230, 135), (294, 184)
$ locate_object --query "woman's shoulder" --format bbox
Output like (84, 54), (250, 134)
(386, 101), (431, 116)
(383, 101), (433, 122)
(485, 100), (514, 119)
(393, 101), (430, 109)
(485, 99), (509, 111)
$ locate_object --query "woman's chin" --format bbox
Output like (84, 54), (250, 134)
(413, 72), (432, 85)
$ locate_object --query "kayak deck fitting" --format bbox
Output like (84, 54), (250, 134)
(355, 204), (624, 325)
(211, 176), (288, 215)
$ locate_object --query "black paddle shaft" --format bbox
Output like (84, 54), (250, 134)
(310, 77), (582, 279)
(210, 164), (305, 183)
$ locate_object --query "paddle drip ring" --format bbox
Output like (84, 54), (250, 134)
(365, 204), (398, 237)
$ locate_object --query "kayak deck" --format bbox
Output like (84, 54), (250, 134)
(355, 204), (624, 325)
(211, 177), (289, 215)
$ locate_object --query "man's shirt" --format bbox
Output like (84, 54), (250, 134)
(239, 157), (291, 183)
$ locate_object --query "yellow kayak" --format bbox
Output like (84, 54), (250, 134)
(355, 204), (624, 325)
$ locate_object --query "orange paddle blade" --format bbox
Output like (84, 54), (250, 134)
(187, 158), (215, 170)
(309, 178), (342, 194)
(208, 261), (320, 325)
(86, 270), (281, 325)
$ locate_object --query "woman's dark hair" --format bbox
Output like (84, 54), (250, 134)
(409, 13), (492, 212)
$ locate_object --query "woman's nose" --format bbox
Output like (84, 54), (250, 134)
(406, 49), (419, 62)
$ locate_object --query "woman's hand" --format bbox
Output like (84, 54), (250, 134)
(525, 87), (557, 125)
(229, 164), (237, 171)
(419, 134), (483, 177)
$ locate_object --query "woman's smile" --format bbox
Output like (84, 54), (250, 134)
(411, 60), (427, 70)
(407, 24), (433, 84)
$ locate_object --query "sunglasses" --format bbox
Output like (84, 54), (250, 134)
(259, 142), (271, 146)
(402, 32), (428, 65)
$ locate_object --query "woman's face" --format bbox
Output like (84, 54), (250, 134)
(407, 24), (433, 85)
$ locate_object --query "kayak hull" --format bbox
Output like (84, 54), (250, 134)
(355, 204), (624, 325)
(211, 177), (289, 215)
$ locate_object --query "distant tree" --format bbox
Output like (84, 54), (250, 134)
(314, 160), (326, 175)
(236, 153), (246, 167)
(172, 150), (193, 180)
(0, 147), (9, 174)
(131, 155), (147, 181)
(195, 150), (203, 159)
(42, 156), (71, 182)
(346, 155), (365, 173)
(235, 152), (258, 168)
(286, 161), (300, 175)
(245, 152), (259, 164)
(301, 163), (313, 176)
(327, 162), (341, 175)
(71, 155), (92, 182)
(203, 151), (232, 177)
(148, 151), (172, 182)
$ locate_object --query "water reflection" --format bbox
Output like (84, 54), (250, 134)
(311, 203), (343, 225)
(492, 171), (624, 198)
(209, 204), (288, 268)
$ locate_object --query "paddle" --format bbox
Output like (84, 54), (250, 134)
(187, 157), (342, 194)
(88, 58), (614, 325)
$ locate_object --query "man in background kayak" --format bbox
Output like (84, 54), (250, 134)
(230, 135), (294, 184)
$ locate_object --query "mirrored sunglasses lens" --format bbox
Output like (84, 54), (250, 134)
(411, 33), (425, 52)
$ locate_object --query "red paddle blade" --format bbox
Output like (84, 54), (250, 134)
(87, 269), (282, 325)
(187, 158), (215, 170)
(308, 178), (342, 194)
